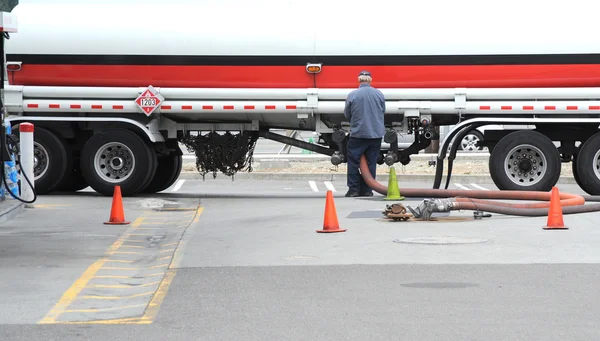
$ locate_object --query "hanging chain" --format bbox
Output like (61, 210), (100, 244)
(180, 131), (259, 180)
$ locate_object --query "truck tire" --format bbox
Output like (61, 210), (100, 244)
(489, 130), (560, 191)
(141, 153), (182, 193)
(573, 132), (600, 195)
(12, 126), (72, 195)
(572, 154), (585, 191)
(80, 129), (156, 196)
(57, 159), (88, 192)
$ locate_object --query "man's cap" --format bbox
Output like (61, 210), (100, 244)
(358, 70), (371, 77)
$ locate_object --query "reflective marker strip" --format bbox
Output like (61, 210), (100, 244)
(477, 105), (600, 111)
(27, 103), (300, 110)
(157, 105), (297, 110)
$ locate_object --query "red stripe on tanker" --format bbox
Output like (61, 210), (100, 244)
(7, 64), (600, 89)
(5, 1), (600, 89)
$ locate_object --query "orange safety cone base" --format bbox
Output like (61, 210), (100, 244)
(316, 227), (347, 233)
(543, 226), (568, 230)
(544, 224), (569, 230)
(104, 220), (131, 225)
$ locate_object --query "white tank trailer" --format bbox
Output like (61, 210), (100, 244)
(3, 0), (600, 196)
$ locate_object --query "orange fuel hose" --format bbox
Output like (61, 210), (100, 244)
(358, 155), (587, 211)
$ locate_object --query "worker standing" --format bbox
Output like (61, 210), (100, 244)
(343, 71), (386, 197)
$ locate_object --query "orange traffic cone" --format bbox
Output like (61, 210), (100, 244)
(317, 190), (346, 233)
(543, 186), (567, 230)
(104, 186), (130, 225)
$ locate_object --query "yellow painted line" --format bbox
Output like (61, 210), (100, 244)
(157, 256), (171, 261)
(159, 249), (175, 254)
(94, 273), (164, 279)
(125, 233), (152, 236)
(146, 272), (167, 277)
(38, 213), (147, 324)
(139, 269), (177, 322)
(88, 281), (160, 289)
(120, 245), (145, 249)
(104, 259), (133, 264)
(149, 264), (169, 269)
(131, 217), (145, 227)
(161, 242), (179, 248)
(122, 239), (145, 244)
(111, 251), (143, 255)
(94, 275), (131, 279)
(79, 292), (154, 300)
(33, 204), (73, 208)
(193, 207), (204, 223)
(64, 304), (147, 313)
(100, 266), (140, 270)
(136, 227), (163, 230)
(54, 317), (151, 325)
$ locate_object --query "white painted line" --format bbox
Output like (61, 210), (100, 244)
(454, 183), (471, 190)
(470, 183), (489, 191)
(308, 180), (319, 192)
(324, 181), (336, 192)
(172, 179), (185, 192)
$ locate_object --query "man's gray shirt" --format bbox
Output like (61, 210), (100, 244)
(344, 84), (386, 139)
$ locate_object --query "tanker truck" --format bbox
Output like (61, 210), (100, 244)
(3, 0), (600, 196)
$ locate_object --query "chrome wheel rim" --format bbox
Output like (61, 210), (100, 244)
(503, 144), (547, 186)
(93, 142), (135, 183)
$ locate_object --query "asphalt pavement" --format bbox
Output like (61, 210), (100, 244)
(1, 177), (599, 340)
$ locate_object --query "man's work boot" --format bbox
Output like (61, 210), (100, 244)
(359, 191), (373, 197)
(345, 190), (360, 197)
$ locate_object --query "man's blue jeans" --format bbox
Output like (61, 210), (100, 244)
(346, 137), (382, 194)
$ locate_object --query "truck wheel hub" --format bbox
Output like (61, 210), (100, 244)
(94, 142), (135, 183)
(504, 144), (546, 186)
(518, 159), (532, 172)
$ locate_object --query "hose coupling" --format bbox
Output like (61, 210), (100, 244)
(407, 198), (454, 221)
